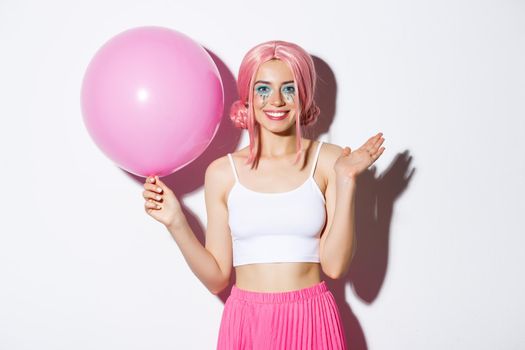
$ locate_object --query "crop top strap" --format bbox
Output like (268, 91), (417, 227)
(309, 141), (324, 178)
(227, 153), (239, 183)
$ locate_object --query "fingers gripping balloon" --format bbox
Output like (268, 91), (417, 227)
(81, 26), (224, 178)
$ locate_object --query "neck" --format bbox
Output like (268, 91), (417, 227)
(256, 125), (302, 159)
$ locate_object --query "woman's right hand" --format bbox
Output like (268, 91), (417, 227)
(143, 175), (183, 228)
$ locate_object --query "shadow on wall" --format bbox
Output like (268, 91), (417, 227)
(127, 51), (416, 350)
(312, 56), (417, 349)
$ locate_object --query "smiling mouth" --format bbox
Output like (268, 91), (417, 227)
(264, 111), (290, 120)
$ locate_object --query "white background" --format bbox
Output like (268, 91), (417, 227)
(1, 0), (524, 349)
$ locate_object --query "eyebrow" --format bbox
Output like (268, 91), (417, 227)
(254, 80), (295, 85)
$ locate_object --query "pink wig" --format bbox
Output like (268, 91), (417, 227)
(229, 40), (320, 168)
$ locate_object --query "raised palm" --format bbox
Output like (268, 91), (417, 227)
(334, 132), (385, 180)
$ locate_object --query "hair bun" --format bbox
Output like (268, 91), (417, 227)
(229, 100), (248, 129)
(301, 103), (320, 126)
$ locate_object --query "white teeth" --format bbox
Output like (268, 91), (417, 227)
(266, 112), (287, 117)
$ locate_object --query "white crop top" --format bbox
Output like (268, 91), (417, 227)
(226, 141), (326, 267)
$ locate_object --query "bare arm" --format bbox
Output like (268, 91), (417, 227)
(163, 158), (232, 294)
(319, 145), (357, 279)
(319, 169), (357, 279)
(320, 134), (384, 278)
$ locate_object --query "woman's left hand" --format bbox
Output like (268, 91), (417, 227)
(334, 132), (385, 182)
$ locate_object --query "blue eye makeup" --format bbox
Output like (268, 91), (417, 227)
(254, 82), (295, 102)
(282, 84), (295, 102)
(255, 85), (272, 97)
(282, 85), (295, 95)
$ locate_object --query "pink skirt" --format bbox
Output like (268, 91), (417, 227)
(216, 280), (347, 349)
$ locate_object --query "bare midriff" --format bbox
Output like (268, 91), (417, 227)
(234, 262), (322, 292)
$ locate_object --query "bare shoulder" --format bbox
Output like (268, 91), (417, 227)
(319, 141), (344, 158)
(318, 141), (344, 176)
(205, 154), (234, 203)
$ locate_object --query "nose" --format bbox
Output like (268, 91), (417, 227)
(269, 91), (285, 106)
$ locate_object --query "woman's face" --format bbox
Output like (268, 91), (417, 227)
(252, 59), (297, 133)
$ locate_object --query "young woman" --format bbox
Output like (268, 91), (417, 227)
(142, 40), (385, 349)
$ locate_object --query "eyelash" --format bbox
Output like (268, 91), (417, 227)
(256, 86), (271, 95)
(255, 85), (295, 95)
(283, 86), (295, 94)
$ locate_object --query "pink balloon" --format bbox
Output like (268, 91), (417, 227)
(81, 26), (224, 177)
